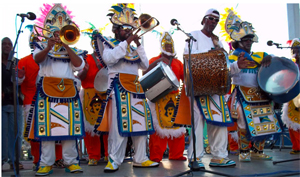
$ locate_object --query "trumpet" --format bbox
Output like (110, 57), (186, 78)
(133, 14), (159, 37)
(33, 24), (80, 45)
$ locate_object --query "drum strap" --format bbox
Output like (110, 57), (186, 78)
(168, 56), (173, 67)
(91, 53), (102, 70)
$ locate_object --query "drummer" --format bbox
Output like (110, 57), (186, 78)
(281, 38), (300, 155)
(77, 33), (108, 166)
(221, 8), (278, 162)
(93, 3), (158, 172)
(183, 8), (236, 168)
(143, 32), (187, 163)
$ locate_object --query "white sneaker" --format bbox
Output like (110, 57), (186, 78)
(133, 160), (159, 168)
(104, 156), (119, 172)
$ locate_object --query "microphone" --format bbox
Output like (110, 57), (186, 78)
(267, 40), (280, 47)
(170, 19), (180, 26)
(17, 12), (36, 20)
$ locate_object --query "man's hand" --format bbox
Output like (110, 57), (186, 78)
(132, 34), (141, 47)
(261, 55), (272, 67)
(237, 52), (256, 69)
(17, 66), (25, 79)
(126, 34), (141, 47)
(46, 38), (58, 51)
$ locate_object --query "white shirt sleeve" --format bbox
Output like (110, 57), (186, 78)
(102, 41), (128, 66)
(136, 45), (149, 71)
(230, 61), (241, 76)
(71, 55), (85, 71)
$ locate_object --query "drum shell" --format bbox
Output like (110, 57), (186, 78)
(139, 62), (179, 102)
(257, 57), (299, 104)
(183, 50), (231, 96)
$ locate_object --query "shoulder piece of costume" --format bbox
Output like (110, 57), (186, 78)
(220, 7), (258, 43)
(33, 41), (87, 63)
(33, 3), (87, 62)
(230, 49), (266, 69)
(160, 31), (176, 57)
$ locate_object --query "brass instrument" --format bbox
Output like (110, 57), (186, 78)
(133, 14), (159, 37)
(59, 24), (80, 45)
(33, 25), (52, 39)
(33, 24), (80, 45)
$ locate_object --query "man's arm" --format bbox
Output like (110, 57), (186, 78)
(34, 38), (56, 63)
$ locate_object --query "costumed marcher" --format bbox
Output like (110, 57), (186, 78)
(77, 30), (109, 165)
(221, 8), (283, 162)
(23, 3), (87, 175)
(143, 31), (187, 163)
(19, 26), (65, 171)
(2, 37), (24, 170)
(93, 3), (159, 172)
(182, 8), (236, 168)
(282, 38), (300, 154)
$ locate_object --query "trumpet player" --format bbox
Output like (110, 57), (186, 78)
(23, 3), (87, 176)
(93, 3), (159, 172)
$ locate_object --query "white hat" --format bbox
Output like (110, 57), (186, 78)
(204, 8), (220, 18)
(201, 8), (219, 25)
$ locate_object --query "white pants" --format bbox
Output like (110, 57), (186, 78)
(39, 140), (79, 166)
(108, 94), (149, 165)
(187, 100), (228, 160)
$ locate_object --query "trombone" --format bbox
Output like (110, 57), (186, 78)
(33, 24), (80, 45)
(133, 14), (159, 37)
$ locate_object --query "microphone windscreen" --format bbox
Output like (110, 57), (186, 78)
(27, 12), (36, 20)
(170, 19), (177, 26)
(267, 41), (273, 46)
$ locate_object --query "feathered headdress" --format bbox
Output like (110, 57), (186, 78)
(35, 3), (75, 38)
(106, 3), (138, 28)
(220, 7), (258, 43)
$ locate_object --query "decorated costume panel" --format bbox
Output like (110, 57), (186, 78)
(94, 74), (155, 136)
(150, 92), (185, 139)
(234, 86), (282, 141)
(25, 77), (85, 141)
(196, 95), (233, 126)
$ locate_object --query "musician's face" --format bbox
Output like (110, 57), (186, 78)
(116, 26), (132, 41)
(1, 38), (12, 55)
(164, 44), (173, 53)
(240, 37), (253, 51)
(52, 31), (61, 43)
(203, 15), (219, 32)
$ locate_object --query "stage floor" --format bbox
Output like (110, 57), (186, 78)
(2, 148), (300, 177)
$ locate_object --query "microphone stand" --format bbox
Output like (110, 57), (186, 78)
(6, 16), (26, 177)
(172, 25), (235, 177)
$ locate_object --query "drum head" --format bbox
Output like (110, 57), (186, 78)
(258, 57), (299, 95)
(94, 68), (109, 92)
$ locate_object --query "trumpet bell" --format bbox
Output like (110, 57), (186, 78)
(59, 25), (80, 45)
(135, 14), (159, 37)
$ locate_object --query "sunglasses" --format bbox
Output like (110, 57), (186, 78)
(205, 16), (219, 23)
(241, 38), (254, 42)
(120, 25), (134, 30)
